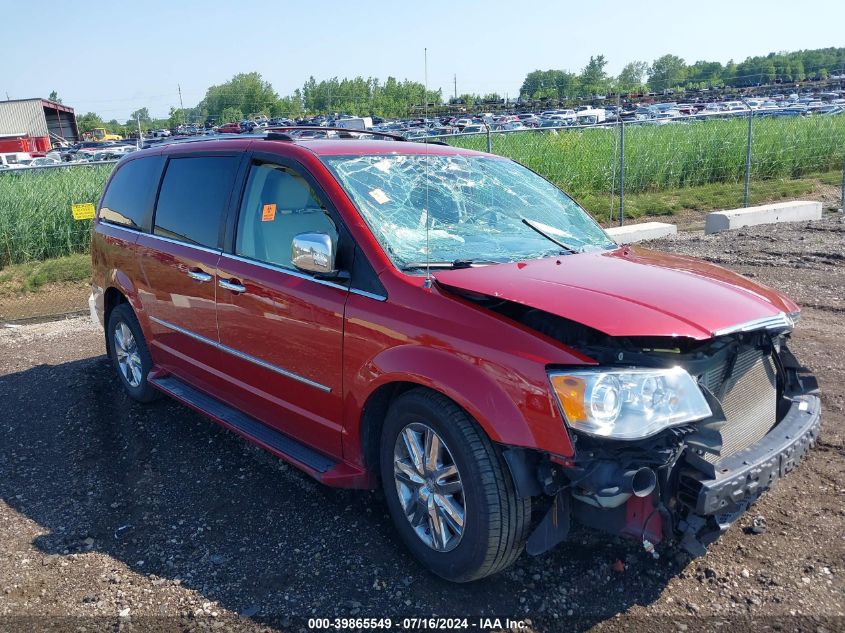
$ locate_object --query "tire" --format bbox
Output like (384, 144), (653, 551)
(380, 388), (531, 582)
(106, 303), (158, 403)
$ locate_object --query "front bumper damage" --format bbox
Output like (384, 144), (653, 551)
(675, 392), (820, 554)
(514, 340), (821, 557)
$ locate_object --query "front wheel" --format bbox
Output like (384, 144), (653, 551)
(380, 388), (531, 582)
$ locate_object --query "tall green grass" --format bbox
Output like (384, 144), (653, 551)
(0, 163), (114, 265)
(448, 115), (845, 198)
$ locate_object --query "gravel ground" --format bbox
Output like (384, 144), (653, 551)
(0, 216), (843, 633)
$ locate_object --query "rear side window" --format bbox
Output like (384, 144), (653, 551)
(99, 156), (165, 230)
(153, 156), (239, 248)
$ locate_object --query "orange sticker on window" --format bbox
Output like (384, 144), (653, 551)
(261, 203), (277, 222)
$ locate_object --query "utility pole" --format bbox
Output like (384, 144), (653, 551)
(178, 84), (185, 125)
(454, 74), (457, 101)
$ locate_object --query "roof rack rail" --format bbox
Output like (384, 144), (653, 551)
(264, 126), (406, 141)
(154, 133), (246, 147)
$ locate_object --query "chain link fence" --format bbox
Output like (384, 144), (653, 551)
(1, 115), (843, 322)
(437, 111), (845, 222)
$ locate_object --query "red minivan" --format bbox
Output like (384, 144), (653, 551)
(90, 130), (821, 582)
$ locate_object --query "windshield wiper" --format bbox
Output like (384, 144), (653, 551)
(400, 259), (499, 271)
(521, 218), (579, 254)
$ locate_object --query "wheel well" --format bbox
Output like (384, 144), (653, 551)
(359, 381), (419, 472)
(104, 287), (128, 326)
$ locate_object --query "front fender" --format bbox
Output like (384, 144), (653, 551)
(352, 344), (573, 457)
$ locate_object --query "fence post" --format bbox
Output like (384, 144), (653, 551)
(841, 151), (845, 211)
(485, 124), (492, 154)
(618, 121), (625, 226)
(744, 106), (753, 208)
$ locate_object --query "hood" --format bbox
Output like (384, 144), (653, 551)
(434, 246), (799, 340)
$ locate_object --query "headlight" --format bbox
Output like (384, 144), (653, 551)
(549, 367), (711, 440)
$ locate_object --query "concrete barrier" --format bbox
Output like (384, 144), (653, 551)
(606, 222), (677, 243)
(705, 200), (822, 234)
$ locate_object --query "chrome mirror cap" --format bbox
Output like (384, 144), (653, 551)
(291, 232), (337, 275)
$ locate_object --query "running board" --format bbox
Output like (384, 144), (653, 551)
(151, 375), (338, 473)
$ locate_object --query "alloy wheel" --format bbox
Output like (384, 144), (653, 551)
(113, 321), (142, 388)
(393, 422), (465, 552)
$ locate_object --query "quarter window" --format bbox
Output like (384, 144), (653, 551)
(154, 156), (239, 248)
(235, 163), (337, 270)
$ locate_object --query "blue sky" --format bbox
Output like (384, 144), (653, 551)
(3, 0), (843, 120)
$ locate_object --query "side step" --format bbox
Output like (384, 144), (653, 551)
(151, 375), (338, 473)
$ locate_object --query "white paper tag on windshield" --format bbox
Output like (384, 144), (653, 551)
(369, 188), (390, 204)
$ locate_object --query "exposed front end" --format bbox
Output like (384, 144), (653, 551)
(515, 318), (821, 556)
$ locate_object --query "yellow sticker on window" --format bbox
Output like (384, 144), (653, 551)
(261, 203), (277, 222)
(71, 203), (95, 220)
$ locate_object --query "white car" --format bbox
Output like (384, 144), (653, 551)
(0, 152), (33, 169)
(28, 157), (62, 167)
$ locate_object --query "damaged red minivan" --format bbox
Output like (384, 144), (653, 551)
(90, 130), (821, 582)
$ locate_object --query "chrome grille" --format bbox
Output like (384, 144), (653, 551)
(701, 348), (777, 463)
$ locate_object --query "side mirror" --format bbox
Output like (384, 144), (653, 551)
(291, 232), (337, 276)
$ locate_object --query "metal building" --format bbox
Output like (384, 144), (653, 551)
(0, 98), (79, 150)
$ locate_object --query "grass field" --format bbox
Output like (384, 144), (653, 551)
(0, 253), (91, 296)
(447, 115), (845, 218)
(0, 164), (112, 266)
(0, 114), (843, 266)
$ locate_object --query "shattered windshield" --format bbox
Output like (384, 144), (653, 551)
(323, 154), (615, 270)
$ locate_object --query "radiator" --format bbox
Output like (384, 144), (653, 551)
(700, 348), (778, 463)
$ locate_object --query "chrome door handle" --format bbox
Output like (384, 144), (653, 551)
(187, 270), (212, 282)
(219, 279), (246, 293)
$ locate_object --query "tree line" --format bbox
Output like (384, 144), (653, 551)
(71, 46), (844, 136)
(520, 47), (845, 100)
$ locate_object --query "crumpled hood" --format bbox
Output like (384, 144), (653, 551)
(434, 246), (799, 340)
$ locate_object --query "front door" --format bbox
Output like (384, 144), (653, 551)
(215, 158), (348, 456)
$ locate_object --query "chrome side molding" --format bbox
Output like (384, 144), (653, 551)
(148, 316), (332, 393)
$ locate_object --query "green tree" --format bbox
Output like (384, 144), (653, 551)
(519, 70), (577, 101)
(199, 72), (279, 122)
(648, 54), (687, 91)
(685, 60), (724, 88)
(616, 61), (648, 92)
(220, 107), (244, 123)
(129, 107), (151, 124)
(76, 112), (105, 133)
(48, 90), (62, 104)
(578, 55), (610, 96)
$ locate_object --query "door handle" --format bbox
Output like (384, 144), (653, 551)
(187, 269), (212, 282)
(219, 278), (246, 293)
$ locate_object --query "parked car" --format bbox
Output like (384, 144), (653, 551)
(0, 152), (33, 168)
(217, 122), (241, 134)
(28, 156), (62, 167)
(90, 136), (820, 582)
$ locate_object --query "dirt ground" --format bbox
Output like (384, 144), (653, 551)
(0, 216), (843, 632)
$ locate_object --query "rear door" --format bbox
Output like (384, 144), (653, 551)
(135, 153), (242, 388)
(214, 154), (349, 456)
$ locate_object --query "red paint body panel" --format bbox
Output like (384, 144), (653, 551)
(134, 234), (222, 387)
(434, 246), (799, 340)
(215, 254), (347, 457)
(341, 278), (593, 463)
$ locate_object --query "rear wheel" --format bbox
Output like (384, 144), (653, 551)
(380, 388), (531, 582)
(107, 303), (158, 403)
